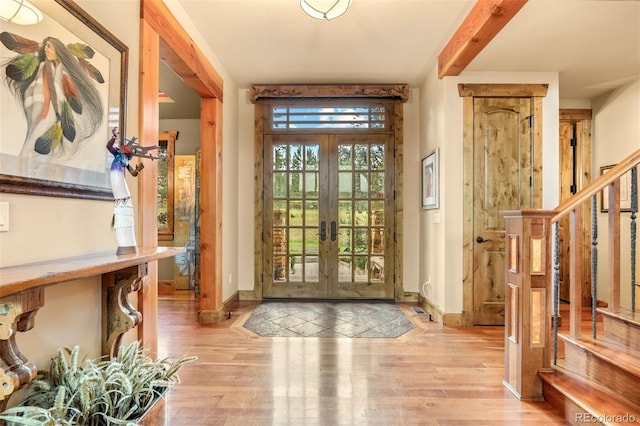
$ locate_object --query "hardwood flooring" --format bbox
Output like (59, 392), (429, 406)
(157, 298), (566, 425)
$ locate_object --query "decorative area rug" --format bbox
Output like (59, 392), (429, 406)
(242, 301), (415, 338)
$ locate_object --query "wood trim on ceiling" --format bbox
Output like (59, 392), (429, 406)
(457, 83), (548, 98)
(559, 109), (593, 121)
(249, 84), (410, 103)
(438, 0), (528, 79)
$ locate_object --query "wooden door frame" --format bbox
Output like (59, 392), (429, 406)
(140, 0), (225, 354)
(459, 84), (548, 326)
(250, 85), (409, 301)
(558, 109), (592, 305)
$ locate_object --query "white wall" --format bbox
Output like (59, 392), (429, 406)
(420, 69), (560, 315)
(592, 78), (640, 306)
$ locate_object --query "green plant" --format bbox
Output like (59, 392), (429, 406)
(0, 341), (196, 426)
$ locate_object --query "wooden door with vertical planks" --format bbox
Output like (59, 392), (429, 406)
(473, 97), (533, 325)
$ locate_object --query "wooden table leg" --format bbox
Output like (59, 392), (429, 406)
(102, 264), (147, 359)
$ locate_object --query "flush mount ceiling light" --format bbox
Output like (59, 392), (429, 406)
(0, 0), (43, 25)
(300, 0), (352, 21)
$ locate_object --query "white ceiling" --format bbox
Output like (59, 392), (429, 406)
(159, 0), (640, 119)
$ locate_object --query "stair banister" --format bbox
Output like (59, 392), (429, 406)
(502, 147), (640, 401)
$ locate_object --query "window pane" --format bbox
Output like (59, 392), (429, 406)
(289, 228), (303, 254)
(305, 229), (319, 254)
(338, 201), (352, 225)
(338, 145), (352, 170)
(289, 173), (303, 198)
(371, 144), (384, 170)
(305, 172), (319, 197)
(355, 172), (368, 198)
(371, 172), (384, 197)
(273, 145), (287, 170)
(289, 145), (303, 170)
(289, 201), (302, 226)
(306, 256), (319, 282)
(305, 146), (319, 170)
(354, 145), (368, 169)
(339, 172), (352, 198)
(355, 200), (369, 226)
(273, 173), (287, 198)
(305, 201), (319, 226)
(289, 256), (302, 282)
(338, 228), (352, 254)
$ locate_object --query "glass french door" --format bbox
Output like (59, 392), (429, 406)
(263, 133), (394, 299)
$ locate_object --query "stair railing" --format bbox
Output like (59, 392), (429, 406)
(501, 148), (639, 400)
(550, 148), (640, 364)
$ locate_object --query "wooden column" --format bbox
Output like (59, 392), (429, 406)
(198, 97), (224, 322)
(502, 209), (554, 400)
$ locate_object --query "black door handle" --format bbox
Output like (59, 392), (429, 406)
(330, 221), (337, 241)
(320, 222), (326, 241)
(476, 236), (492, 244)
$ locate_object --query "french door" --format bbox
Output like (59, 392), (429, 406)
(263, 133), (395, 299)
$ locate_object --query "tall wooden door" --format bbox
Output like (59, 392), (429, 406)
(473, 97), (534, 325)
(263, 133), (395, 299)
(558, 110), (592, 304)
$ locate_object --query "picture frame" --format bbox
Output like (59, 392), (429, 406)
(421, 149), (438, 209)
(0, 0), (128, 200)
(600, 164), (632, 213)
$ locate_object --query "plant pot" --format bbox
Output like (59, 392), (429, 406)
(135, 388), (168, 426)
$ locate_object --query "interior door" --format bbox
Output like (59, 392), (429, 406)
(263, 133), (394, 299)
(473, 97), (533, 325)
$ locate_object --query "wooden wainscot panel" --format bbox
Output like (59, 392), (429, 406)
(508, 235), (519, 273)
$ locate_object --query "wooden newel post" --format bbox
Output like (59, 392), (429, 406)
(501, 209), (555, 400)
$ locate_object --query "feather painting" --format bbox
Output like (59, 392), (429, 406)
(0, 31), (104, 158)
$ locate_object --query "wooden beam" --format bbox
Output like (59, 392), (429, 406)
(438, 0), (528, 79)
(142, 0), (223, 100)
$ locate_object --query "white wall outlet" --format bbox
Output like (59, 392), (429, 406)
(0, 202), (8, 232)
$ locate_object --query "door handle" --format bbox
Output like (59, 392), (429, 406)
(330, 221), (337, 241)
(320, 221), (326, 241)
(476, 236), (492, 244)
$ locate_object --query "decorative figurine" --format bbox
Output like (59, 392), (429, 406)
(106, 128), (159, 255)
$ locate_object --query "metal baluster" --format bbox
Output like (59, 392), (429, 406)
(553, 221), (560, 365)
(591, 194), (598, 338)
(631, 167), (637, 311)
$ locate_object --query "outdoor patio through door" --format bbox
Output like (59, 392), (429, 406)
(263, 133), (395, 299)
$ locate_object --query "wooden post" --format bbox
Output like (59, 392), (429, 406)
(502, 210), (555, 400)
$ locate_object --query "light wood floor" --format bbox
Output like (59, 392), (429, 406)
(157, 298), (566, 425)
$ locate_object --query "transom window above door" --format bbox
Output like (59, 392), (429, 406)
(272, 106), (386, 130)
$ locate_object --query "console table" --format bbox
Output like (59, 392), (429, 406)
(0, 247), (184, 409)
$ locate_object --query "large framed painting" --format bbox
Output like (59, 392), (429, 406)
(0, 0), (128, 200)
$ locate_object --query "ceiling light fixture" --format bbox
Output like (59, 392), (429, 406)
(0, 0), (43, 25)
(300, 0), (351, 21)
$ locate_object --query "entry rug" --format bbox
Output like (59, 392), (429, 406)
(243, 301), (415, 338)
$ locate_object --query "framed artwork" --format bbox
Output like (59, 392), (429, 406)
(157, 131), (177, 241)
(0, 0), (128, 200)
(421, 149), (438, 209)
(600, 164), (633, 213)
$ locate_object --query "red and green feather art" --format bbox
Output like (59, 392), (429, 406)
(1, 31), (104, 157)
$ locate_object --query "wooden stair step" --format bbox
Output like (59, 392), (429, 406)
(598, 307), (640, 351)
(560, 334), (640, 407)
(559, 334), (640, 379)
(539, 369), (640, 425)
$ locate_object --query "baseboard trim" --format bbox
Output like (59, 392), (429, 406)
(198, 307), (225, 323)
(223, 291), (240, 311)
(239, 290), (260, 300)
(418, 295), (462, 326)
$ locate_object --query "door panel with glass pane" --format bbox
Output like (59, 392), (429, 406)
(263, 134), (394, 299)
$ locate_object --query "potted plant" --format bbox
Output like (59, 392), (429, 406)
(0, 341), (196, 425)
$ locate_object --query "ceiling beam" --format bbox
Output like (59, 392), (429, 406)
(438, 0), (528, 79)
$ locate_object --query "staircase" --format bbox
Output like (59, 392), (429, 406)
(502, 149), (640, 425)
(539, 307), (640, 425)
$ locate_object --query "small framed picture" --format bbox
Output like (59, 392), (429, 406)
(600, 164), (633, 213)
(421, 149), (438, 209)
